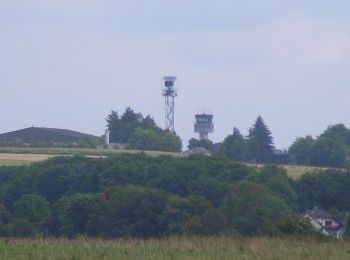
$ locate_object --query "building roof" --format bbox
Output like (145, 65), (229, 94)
(0, 127), (99, 144)
(303, 207), (333, 219)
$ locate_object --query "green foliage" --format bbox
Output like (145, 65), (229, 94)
(128, 128), (160, 151)
(13, 194), (50, 235)
(289, 136), (314, 165)
(55, 193), (100, 237)
(78, 137), (100, 149)
(98, 185), (167, 237)
(222, 128), (250, 161)
(160, 131), (182, 152)
(310, 135), (348, 168)
(345, 215), (350, 238)
(297, 170), (350, 211)
(246, 165), (298, 210)
(128, 128), (182, 152)
(106, 108), (182, 152)
(222, 181), (290, 235)
(290, 124), (350, 168)
(247, 116), (274, 158)
(0, 203), (12, 236)
(0, 154), (344, 238)
(161, 195), (228, 235)
(188, 138), (213, 151)
(322, 124), (350, 145)
(277, 215), (317, 235)
(106, 108), (141, 143)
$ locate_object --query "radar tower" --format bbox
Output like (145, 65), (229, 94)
(162, 76), (177, 132)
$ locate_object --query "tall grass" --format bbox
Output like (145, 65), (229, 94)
(0, 236), (349, 259)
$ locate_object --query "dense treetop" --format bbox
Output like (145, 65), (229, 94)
(0, 153), (346, 238)
(289, 124), (350, 168)
(106, 107), (181, 152)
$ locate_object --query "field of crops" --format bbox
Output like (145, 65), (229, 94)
(0, 236), (348, 260)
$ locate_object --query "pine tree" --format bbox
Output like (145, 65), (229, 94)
(247, 116), (274, 157)
(106, 111), (119, 127)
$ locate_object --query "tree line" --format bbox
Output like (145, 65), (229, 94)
(188, 116), (350, 168)
(0, 153), (347, 238)
(106, 108), (182, 152)
(288, 124), (350, 168)
(190, 116), (276, 162)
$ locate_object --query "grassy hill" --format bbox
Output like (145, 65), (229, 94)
(0, 127), (99, 145)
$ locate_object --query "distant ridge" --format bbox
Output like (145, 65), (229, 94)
(0, 127), (99, 145)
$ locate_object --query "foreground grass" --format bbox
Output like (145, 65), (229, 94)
(0, 236), (349, 260)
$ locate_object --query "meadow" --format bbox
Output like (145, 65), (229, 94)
(0, 236), (349, 260)
(0, 147), (183, 157)
(282, 165), (331, 179)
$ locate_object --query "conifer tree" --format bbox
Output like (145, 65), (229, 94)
(247, 116), (274, 157)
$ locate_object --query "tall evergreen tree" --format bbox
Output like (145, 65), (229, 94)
(247, 116), (274, 157)
(106, 111), (119, 127)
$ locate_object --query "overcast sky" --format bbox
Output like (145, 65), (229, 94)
(1, 1), (350, 149)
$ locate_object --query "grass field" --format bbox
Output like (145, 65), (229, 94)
(0, 236), (349, 260)
(247, 164), (330, 179)
(282, 165), (332, 179)
(0, 147), (183, 157)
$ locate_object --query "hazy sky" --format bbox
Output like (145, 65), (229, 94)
(1, 1), (350, 149)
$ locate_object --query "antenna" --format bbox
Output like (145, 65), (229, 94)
(162, 76), (177, 132)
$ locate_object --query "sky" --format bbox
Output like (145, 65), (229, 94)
(1, 1), (350, 149)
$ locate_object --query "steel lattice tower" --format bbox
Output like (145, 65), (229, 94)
(162, 76), (177, 132)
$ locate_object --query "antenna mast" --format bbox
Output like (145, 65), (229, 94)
(162, 76), (177, 132)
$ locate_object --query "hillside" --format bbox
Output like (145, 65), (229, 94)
(0, 127), (99, 146)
